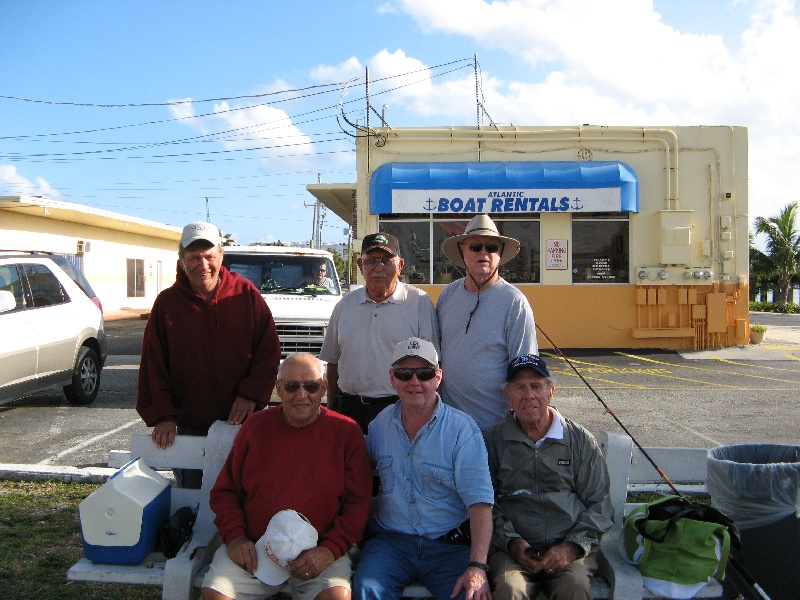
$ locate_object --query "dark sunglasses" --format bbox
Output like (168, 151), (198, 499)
(313, 268), (326, 272)
(464, 241), (502, 254)
(392, 367), (438, 382)
(281, 380), (322, 393)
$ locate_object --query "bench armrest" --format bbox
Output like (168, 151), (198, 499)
(595, 530), (643, 599)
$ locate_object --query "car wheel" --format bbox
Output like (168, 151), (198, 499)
(63, 346), (101, 405)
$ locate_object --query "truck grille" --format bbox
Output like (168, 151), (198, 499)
(275, 324), (326, 357)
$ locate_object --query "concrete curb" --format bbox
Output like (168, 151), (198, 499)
(0, 463), (115, 484)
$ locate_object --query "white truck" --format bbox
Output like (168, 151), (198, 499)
(222, 245), (343, 358)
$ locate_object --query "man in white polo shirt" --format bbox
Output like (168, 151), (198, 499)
(320, 232), (439, 434)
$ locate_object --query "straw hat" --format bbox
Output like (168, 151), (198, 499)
(442, 214), (520, 268)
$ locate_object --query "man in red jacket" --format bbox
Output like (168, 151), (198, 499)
(136, 221), (281, 487)
(202, 353), (372, 600)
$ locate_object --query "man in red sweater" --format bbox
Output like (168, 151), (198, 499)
(136, 221), (281, 487)
(202, 353), (372, 600)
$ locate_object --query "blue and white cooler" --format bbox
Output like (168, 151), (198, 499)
(79, 457), (171, 565)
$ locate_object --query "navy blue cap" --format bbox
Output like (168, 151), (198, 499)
(506, 354), (550, 381)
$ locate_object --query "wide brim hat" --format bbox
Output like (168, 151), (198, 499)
(441, 214), (520, 268)
(254, 510), (318, 585)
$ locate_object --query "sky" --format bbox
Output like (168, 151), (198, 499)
(1, 0), (797, 247)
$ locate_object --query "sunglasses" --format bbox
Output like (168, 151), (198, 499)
(281, 380), (322, 393)
(464, 241), (503, 254)
(362, 256), (396, 267)
(313, 268), (326, 273)
(392, 367), (438, 382)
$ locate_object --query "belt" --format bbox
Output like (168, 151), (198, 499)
(337, 391), (399, 406)
(435, 521), (471, 546)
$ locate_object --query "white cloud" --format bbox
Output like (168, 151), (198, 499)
(168, 96), (323, 172)
(310, 57), (364, 84)
(0, 165), (61, 199)
(383, 0), (800, 220)
(377, 3), (399, 14)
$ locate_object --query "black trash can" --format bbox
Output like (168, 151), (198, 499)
(707, 444), (800, 600)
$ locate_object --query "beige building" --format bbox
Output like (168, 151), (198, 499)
(1, 196), (181, 312)
(308, 125), (749, 350)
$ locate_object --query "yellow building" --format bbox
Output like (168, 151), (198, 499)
(308, 125), (749, 350)
(1, 196), (181, 312)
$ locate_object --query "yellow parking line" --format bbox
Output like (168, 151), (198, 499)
(543, 353), (740, 389)
(710, 357), (800, 370)
(616, 352), (800, 385)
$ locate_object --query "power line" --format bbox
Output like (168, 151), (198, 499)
(0, 57), (473, 109)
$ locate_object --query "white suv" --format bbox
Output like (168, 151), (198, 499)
(222, 246), (343, 358)
(0, 252), (107, 405)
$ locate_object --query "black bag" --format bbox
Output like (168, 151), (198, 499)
(158, 507), (197, 558)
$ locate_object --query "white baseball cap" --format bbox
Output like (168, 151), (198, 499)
(391, 337), (439, 367)
(254, 510), (318, 585)
(180, 221), (222, 249)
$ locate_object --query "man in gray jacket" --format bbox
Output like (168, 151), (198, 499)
(483, 354), (613, 600)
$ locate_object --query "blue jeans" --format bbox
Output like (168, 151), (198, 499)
(353, 531), (470, 600)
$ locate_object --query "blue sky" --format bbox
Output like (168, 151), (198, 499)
(2, 0), (797, 246)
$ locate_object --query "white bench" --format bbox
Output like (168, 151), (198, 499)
(597, 431), (722, 599)
(68, 421), (239, 600)
(68, 425), (722, 599)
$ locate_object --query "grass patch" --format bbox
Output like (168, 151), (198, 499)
(0, 480), (162, 600)
(628, 491), (712, 505)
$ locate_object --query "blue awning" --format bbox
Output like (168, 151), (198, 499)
(369, 161), (638, 214)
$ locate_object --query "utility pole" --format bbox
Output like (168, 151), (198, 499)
(345, 226), (353, 284)
(205, 197), (210, 223)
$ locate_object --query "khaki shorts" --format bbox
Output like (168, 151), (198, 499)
(202, 545), (353, 600)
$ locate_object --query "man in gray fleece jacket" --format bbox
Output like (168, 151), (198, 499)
(483, 354), (614, 600)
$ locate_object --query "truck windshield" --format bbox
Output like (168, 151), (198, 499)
(223, 254), (340, 295)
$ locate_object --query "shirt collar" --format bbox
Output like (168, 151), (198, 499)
(506, 407), (565, 448)
(358, 281), (404, 304)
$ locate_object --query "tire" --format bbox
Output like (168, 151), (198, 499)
(63, 346), (101, 405)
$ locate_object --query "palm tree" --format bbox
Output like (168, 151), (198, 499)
(749, 231), (773, 301)
(753, 202), (800, 311)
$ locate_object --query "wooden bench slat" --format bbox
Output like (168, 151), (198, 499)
(130, 434), (207, 471)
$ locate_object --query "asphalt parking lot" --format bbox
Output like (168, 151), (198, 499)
(1, 313), (798, 472)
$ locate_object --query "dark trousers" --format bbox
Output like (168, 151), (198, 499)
(173, 425), (206, 489)
(334, 392), (398, 435)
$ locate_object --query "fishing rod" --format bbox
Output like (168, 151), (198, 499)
(536, 323), (772, 600)
(535, 323), (681, 496)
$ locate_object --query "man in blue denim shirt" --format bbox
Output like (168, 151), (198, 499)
(353, 337), (494, 600)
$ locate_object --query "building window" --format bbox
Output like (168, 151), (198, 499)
(571, 214), (629, 283)
(379, 215), (540, 284)
(127, 258), (145, 297)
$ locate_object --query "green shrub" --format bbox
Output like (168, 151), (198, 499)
(749, 301), (800, 313)
(750, 323), (767, 333)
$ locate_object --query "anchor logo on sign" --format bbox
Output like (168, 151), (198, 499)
(424, 198), (436, 212)
(572, 197), (584, 211)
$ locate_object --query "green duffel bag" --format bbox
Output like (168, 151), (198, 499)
(622, 496), (739, 598)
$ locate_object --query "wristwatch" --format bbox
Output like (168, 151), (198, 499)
(468, 561), (490, 573)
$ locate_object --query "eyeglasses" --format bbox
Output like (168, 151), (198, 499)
(313, 268), (326, 273)
(281, 380), (322, 393)
(392, 367), (438, 382)
(362, 256), (396, 267)
(463, 241), (503, 254)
